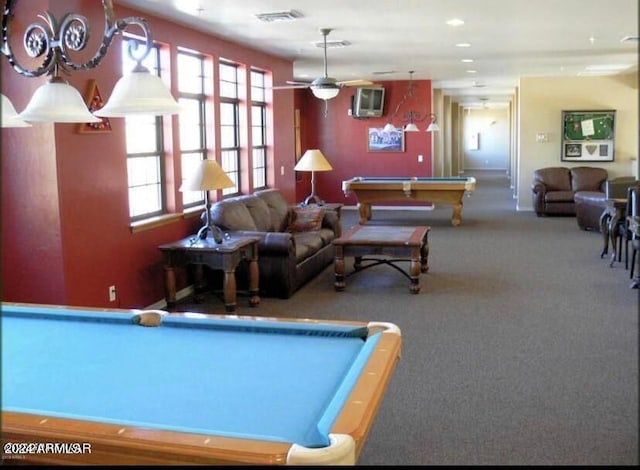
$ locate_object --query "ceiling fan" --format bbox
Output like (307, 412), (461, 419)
(273, 28), (374, 100)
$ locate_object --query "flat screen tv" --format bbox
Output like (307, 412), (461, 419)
(352, 87), (385, 118)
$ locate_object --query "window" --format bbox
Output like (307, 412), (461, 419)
(219, 61), (240, 196)
(123, 40), (165, 220)
(251, 69), (267, 189)
(178, 50), (209, 208)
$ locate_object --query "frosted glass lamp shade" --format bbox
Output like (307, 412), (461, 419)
(18, 79), (101, 123)
(427, 122), (440, 132)
(311, 86), (340, 100)
(95, 66), (181, 117)
(404, 122), (420, 132)
(382, 122), (397, 132)
(1, 94), (31, 127)
(180, 159), (234, 192)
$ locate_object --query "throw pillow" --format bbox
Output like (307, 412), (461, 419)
(289, 207), (325, 232)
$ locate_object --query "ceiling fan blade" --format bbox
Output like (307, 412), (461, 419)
(286, 80), (312, 86)
(271, 84), (310, 90)
(337, 79), (376, 87)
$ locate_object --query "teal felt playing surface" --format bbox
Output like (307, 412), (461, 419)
(2, 306), (379, 448)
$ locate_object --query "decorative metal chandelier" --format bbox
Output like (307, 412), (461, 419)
(383, 71), (439, 133)
(1, 0), (180, 127)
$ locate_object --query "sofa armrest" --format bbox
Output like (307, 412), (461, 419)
(231, 230), (294, 256)
(531, 181), (547, 194)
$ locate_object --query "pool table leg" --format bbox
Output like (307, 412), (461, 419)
(451, 202), (463, 227)
(357, 203), (372, 225)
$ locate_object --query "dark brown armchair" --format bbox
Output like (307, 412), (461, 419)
(532, 167), (608, 223)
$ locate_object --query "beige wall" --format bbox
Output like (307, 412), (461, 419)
(517, 72), (639, 211)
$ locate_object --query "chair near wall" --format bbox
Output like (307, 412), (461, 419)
(626, 186), (640, 284)
(610, 180), (640, 267)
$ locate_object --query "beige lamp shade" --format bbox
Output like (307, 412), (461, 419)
(1, 93), (31, 127)
(180, 159), (234, 192)
(95, 65), (181, 117)
(294, 149), (333, 172)
(18, 78), (101, 123)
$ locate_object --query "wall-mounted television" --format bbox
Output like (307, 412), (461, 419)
(352, 87), (385, 118)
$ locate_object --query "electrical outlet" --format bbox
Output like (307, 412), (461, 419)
(108, 285), (116, 302)
(418, 154), (423, 163)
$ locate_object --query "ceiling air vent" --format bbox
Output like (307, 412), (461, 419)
(255, 10), (303, 22)
(313, 39), (351, 48)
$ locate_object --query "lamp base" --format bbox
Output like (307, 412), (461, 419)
(302, 194), (325, 206)
(196, 224), (224, 243)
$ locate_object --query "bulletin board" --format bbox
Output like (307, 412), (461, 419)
(561, 110), (615, 162)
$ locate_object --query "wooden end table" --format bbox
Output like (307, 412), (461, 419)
(332, 225), (430, 294)
(158, 235), (260, 313)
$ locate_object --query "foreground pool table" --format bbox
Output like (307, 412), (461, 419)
(342, 176), (477, 226)
(1, 302), (401, 465)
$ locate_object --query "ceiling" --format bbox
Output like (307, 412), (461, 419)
(116, 0), (638, 108)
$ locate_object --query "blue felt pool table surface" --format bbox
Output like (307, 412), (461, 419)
(1, 303), (401, 465)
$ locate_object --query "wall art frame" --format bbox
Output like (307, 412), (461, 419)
(367, 127), (405, 152)
(561, 110), (615, 162)
(77, 79), (112, 134)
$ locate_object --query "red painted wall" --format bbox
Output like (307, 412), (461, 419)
(1, 0), (294, 308)
(296, 79), (434, 205)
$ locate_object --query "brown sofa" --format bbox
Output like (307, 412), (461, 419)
(203, 188), (340, 298)
(532, 167), (608, 227)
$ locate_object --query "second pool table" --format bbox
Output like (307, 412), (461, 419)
(342, 176), (477, 226)
(1, 302), (401, 465)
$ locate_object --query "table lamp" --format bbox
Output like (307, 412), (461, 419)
(294, 149), (333, 205)
(180, 159), (234, 243)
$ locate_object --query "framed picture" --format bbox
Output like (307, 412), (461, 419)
(561, 110), (615, 162)
(367, 127), (405, 152)
(77, 79), (112, 134)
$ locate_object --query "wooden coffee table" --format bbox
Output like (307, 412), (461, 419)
(332, 225), (430, 293)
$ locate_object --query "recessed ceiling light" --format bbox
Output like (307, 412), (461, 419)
(456, 43), (471, 48)
(255, 10), (303, 22)
(466, 70), (477, 74)
(446, 18), (465, 26)
(461, 59), (474, 63)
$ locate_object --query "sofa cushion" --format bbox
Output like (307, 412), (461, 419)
(209, 197), (257, 231)
(293, 231), (325, 262)
(243, 196), (272, 232)
(533, 167), (571, 191)
(571, 166), (608, 192)
(545, 190), (575, 203)
(289, 206), (325, 232)
(255, 189), (290, 232)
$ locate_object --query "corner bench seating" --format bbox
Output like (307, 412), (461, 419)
(532, 166), (608, 230)
(204, 188), (340, 298)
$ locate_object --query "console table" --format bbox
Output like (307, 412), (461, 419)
(158, 235), (260, 313)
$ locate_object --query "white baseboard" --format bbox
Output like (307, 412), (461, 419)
(145, 285), (194, 310)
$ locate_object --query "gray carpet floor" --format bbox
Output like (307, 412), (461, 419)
(175, 170), (639, 466)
